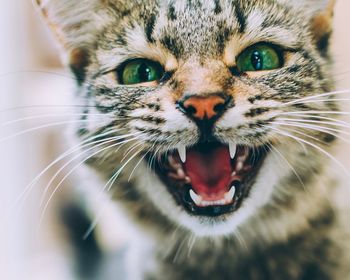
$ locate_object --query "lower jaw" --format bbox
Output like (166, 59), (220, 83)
(150, 144), (268, 217)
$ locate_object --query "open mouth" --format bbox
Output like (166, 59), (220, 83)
(151, 142), (268, 217)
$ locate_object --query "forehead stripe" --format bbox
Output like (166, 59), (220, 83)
(145, 13), (157, 43)
(234, 3), (247, 33)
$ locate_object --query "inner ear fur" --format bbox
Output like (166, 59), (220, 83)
(69, 48), (90, 85)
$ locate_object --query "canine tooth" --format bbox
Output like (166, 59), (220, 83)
(225, 186), (236, 201)
(189, 189), (202, 205)
(229, 143), (237, 159)
(177, 145), (186, 163)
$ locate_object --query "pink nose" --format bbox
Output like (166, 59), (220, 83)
(182, 95), (227, 120)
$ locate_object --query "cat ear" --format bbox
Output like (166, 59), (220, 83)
(308, 0), (336, 52)
(279, 0), (336, 52)
(34, 0), (106, 82)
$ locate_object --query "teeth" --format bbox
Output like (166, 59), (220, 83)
(229, 143), (237, 159)
(189, 189), (202, 205)
(224, 186), (236, 201)
(177, 145), (186, 163)
(189, 186), (236, 207)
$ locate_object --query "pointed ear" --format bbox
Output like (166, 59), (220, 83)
(278, 0), (335, 54)
(310, 0), (335, 53)
(34, 0), (106, 82)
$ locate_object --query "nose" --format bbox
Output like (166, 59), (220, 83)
(178, 94), (230, 121)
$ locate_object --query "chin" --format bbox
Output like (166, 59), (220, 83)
(141, 142), (288, 237)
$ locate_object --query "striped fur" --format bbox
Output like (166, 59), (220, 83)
(36, 0), (350, 279)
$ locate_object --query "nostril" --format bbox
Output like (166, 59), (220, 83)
(176, 101), (197, 116)
(213, 103), (225, 113)
(185, 105), (197, 115)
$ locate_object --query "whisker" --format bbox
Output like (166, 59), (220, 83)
(39, 133), (142, 206)
(187, 234), (196, 259)
(1, 112), (120, 126)
(271, 121), (350, 146)
(277, 118), (350, 130)
(0, 119), (103, 143)
(267, 123), (307, 152)
(287, 98), (350, 106)
(277, 113), (350, 126)
(128, 142), (157, 182)
(267, 142), (307, 191)
(280, 126), (329, 145)
(0, 104), (107, 114)
(266, 126), (350, 178)
(38, 136), (141, 229)
(0, 69), (78, 82)
(280, 89), (350, 106)
(279, 110), (350, 116)
(0, 69), (148, 108)
(106, 148), (144, 192)
(121, 141), (145, 163)
(96, 147), (144, 198)
(12, 128), (126, 210)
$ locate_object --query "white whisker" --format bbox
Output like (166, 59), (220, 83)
(271, 121), (350, 146)
(277, 118), (350, 130)
(289, 98), (350, 106)
(12, 129), (126, 211)
(39, 133), (142, 206)
(268, 142), (306, 188)
(277, 113), (350, 127)
(279, 126), (328, 145)
(281, 89), (350, 106)
(279, 110), (350, 116)
(0, 119), (100, 143)
(266, 126), (350, 178)
(1, 112), (117, 126)
(38, 136), (141, 229)
(106, 148), (144, 192)
(128, 142), (157, 182)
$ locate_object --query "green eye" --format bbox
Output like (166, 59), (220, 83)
(236, 44), (282, 72)
(119, 59), (163, 85)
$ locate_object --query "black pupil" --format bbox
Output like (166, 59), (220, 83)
(138, 63), (151, 81)
(251, 51), (263, 70)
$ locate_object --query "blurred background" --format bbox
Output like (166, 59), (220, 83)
(0, 0), (350, 279)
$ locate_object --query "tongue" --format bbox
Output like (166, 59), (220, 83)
(184, 144), (232, 199)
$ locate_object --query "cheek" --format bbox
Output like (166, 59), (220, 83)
(148, 93), (197, 131)
(216, 102), (252, 130)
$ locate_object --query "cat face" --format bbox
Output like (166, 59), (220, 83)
(37, 0), (336, 236)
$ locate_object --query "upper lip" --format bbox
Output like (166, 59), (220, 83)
(176, 142), (238, 164)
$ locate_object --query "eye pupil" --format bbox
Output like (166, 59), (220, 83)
(251, 51), (263, 70)
(138, 63), (151, 81)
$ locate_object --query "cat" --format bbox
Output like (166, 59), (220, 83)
(34, 0), (350, 279)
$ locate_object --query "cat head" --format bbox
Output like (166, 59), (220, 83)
(36, 0), (337, 238)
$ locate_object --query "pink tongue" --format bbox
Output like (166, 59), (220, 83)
(184, 145), (232, 199)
